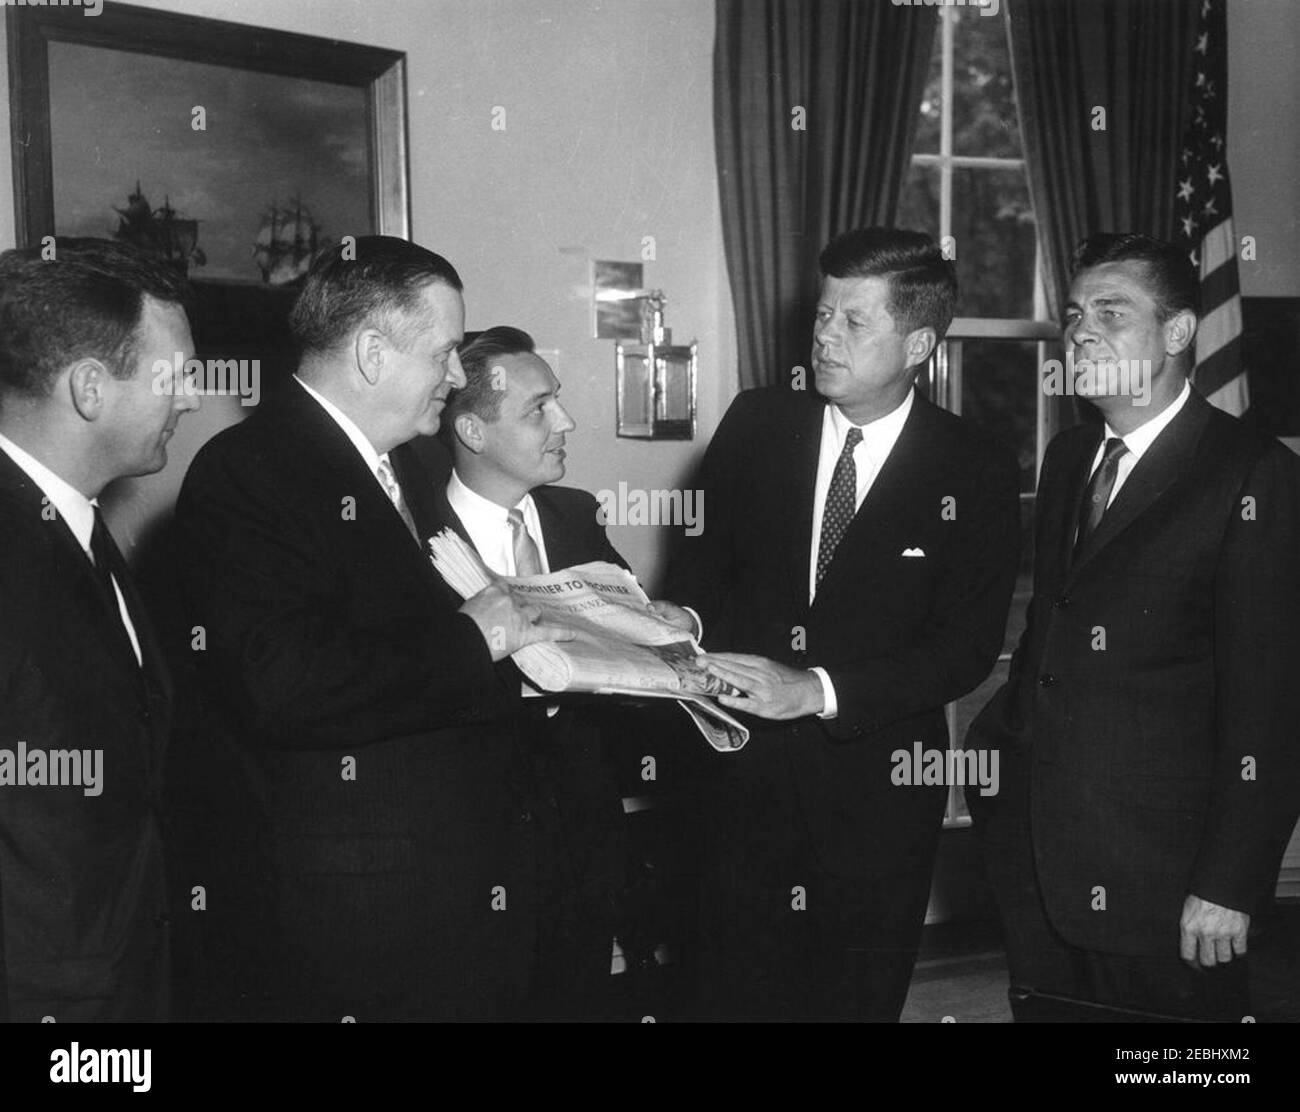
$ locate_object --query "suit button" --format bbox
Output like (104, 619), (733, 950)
(1038, 673), (1057, 688)
(1053, 595), (1071, 609)
(519, 809), (533, 823)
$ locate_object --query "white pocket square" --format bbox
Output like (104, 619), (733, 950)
(901, 547), (926, 558)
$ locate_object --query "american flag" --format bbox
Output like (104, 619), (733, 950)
(1174, 0), (1247, 415)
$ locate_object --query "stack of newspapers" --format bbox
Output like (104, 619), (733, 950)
(428, 529), (748, 751)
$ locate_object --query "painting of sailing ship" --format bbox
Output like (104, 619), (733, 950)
(253, 199), (323, 286)
(113, 183), (207, 277)
(45, 40), (369, 284)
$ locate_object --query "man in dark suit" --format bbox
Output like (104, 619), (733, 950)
(0, 238), (199, 1020)
(430, 324), (694, 1018)
(174, 238), (570, 1021)
(664, 228), (1021, 1021)
(967, 233), (1300, 1022)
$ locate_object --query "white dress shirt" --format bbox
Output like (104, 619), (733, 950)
(294, 375), (404, 504)
(805, 390), (915, 718)
(445, 470), (550, 576)
(1087, 379), (1192, 505)
(0, 431), (142, 666)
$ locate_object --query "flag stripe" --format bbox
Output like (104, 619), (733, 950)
(1193, 333), (1244, 399)
(1200, 218), (1235, 276)
(1206, 374), (1249, 416)
(1197, 294), (1242, 356)
(1198, 259), (1240, 319)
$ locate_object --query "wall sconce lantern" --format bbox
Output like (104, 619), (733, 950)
(614, 292), (697, 440)
(593, 261), (697, 440)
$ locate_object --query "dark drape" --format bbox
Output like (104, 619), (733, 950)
(1007, 0), (1198, 320)
(714, 0), (936, 389)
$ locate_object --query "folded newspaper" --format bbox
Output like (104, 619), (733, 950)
(428, 529), (748, 752)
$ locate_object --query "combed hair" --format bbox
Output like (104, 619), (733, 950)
(819, 227), (958, 339)
(444, 325), (536, 424)
(1070, 232), (1200, 320)
(289, 235), (463, 355)
(0, 237), (191, 397)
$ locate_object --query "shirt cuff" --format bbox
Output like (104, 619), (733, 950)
(683, 606), (704, 641)
(810, 666), (837, 719)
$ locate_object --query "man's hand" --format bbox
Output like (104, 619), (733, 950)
(1179, 894), (1250, 969)
(460, 583), (574, 663)
(699, 652), (825, 720)
(647, 600), (698, 634)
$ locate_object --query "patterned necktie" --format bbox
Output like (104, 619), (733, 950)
(816, 426), (864, 589)
(508, 508), (543, 576)
(89, 506), (142, 668)
(375, 457), (420, 543)
(1074, 436), (1129, 556)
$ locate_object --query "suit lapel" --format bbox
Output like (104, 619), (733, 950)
(1069, 391), (1211, 576)
(810, 390), (930, 606)
(0, 451), (154, 709)
(784, 398), (825, 616)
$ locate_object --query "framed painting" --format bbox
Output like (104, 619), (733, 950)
(7, 1), (409, 383)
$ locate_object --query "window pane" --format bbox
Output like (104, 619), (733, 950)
(951, 166), (1036, 319)
(896, 160), (939, 238)
(913, 22), (943, 155)
(951, 7), (1021, 159)
(960, 339), (1039, 494)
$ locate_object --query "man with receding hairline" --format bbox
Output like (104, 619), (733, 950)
(175, 236), (571, 1021)
(968, 232), (1300, 1022)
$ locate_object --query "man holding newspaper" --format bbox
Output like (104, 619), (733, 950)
(664, 228), (1020, 1022)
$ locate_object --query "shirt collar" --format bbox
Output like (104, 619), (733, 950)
(294, 374), (389, 476)
(0, 430), (97, 553)
(1104, 378), (1192, 463)
(447, 469), (533, 525)
(828, 387), (914, 454)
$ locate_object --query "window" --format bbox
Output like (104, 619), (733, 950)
(896, 5), (1060, 825)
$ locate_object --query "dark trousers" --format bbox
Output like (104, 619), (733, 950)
(523, 703), (626, 1021)
(694, 741), (939, 1023)
(977, 782), (1250, 1023)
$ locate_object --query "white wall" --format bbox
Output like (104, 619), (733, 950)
(1228, 0), (1300, 297)
(0, 0), (737, 590)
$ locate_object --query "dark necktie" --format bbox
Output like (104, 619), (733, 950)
(90, 506), (141, 668)
(816, 426), (863, 589)
(1074, 436), (1129, 556)
(508, 508), (543, 576)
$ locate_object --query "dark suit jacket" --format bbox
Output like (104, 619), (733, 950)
(664, 386), (1021, 878)
(173, 380), (540, 1021)
(967, 388), (1300, 957)
(0, 450), (172, 1021)
(418, 470), (637, 1012)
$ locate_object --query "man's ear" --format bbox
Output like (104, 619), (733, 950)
(67, 359), (110, 421)
(453, 412), (485, 455)
(353, 328), (385, 386)
(1163, 309), (1197, 357)
(904, 326), (938, 370)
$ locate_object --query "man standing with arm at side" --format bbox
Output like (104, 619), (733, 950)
(0, 239), (199, 1020)
(967, 233), (1300, 1022)
(174, 238), (569, 1021)
(665, 228), (1020, 1021)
